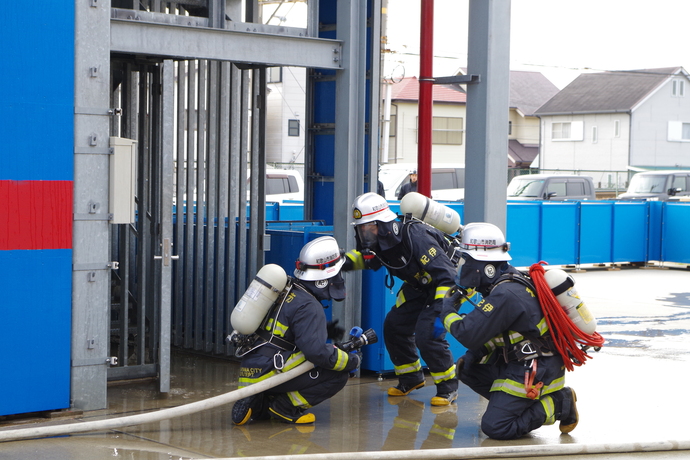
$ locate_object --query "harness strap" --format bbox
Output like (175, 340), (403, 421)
(256, 329), (298, 352)
(524, 359), (544, 400)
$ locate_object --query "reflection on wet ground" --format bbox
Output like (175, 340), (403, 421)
(0, 266), (689, 459)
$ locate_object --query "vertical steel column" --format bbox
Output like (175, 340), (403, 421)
(248, 68), (267, 277)
(333, 0), (367, 330)
(368, 0), (383, 194)
(417, 0), (434, 197)
(215, 61), (231, 353)
(205, 60), (219, 351)
(72, 0), (111, 410)
(174, 61), (186, 348)
(464, 0), (511, 231)
(158, 59), (175, 393)
(194, 60), (210, 350)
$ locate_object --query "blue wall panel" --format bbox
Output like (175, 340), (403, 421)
(0, 250), (72, 416)
(579, 202), (614, 264)
(611, 202), (648, 263)
(540, 203), (579, 265)
(0, 6), (74, 180)
(661, 203), (690, 263)
(507, 203), (541, 267)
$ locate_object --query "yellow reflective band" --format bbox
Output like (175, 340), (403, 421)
(395, 290), (407, 308)
(430, 424), (456, 440)
(287, 390), (311, 409)
(490, 375), (566, 399)
(443, 312), (462, 331)
(537, 317), (549, 335)
(394, 359), (422, 376)
(430, 365), (456, 384)
(345, 250), (366, 270)
(282, 351), (307, 372)
(393, 418), (421, 432)
(506, 330), (524, 345)
(288, 445), (309, 456)
(239, 369), (278, 388)
(273, 320), (289, 337)
(541, 394), (557, 425)
(332, 348), (349, 371)
(435, 286), (451, 300)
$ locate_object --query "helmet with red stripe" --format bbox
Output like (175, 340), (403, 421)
(351, 192), (397, 226)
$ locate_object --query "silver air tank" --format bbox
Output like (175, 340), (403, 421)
(231, 264), (288, 335)
(400, 192), (462, 235)
(543, 269), (597, 335)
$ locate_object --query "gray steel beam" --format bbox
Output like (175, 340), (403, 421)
(110, 19), (343, 69)
(72, 0), (112, 411)
(333, 0), (367, 332)
(464, 0), (511, 232)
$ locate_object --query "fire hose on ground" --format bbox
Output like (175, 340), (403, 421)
(0, 361), (315, 443)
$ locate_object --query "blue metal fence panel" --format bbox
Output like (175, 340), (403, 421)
(661, 203), (690, 263)
(540, 202), (579, 265)
(647, 201), (664, 262)
(579, 202), (614, 264)
(611, 201), (649, 263)
(507, 202), (542, 267)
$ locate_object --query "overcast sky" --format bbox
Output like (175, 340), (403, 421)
(385, 0), (690, 88)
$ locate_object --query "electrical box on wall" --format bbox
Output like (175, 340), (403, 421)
(109, 137), (137, 224)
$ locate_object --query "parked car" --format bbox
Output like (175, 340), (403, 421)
(507, 174), (596, 201)
(378, 163), (465, 201)
(617, 170), (690, 201)
(247, 168), (304, 202)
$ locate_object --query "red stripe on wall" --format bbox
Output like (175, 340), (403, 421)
(0, 180), (73, 250)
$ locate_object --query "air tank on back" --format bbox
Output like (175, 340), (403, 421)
(400, 192), (462, 235)
(230, 264), (288, 335)
(543, 269), (597, 335)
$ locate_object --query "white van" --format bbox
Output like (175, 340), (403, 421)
(379, 163), (465, 201)
(247, 168), (304, 202)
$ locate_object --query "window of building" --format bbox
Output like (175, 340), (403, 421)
(592, 126), (598, 143)
(551, 121), (583, 141)
(288, 119), (300, 137)
(614, 120), (620, 138)
(430, 117), (463, 145)
(672, 79), (685, 97)
(268, 67), (282, 83)
(508, 121), (512, 135)
(388, 114), (397, 137)
(668, 121), (690, 141)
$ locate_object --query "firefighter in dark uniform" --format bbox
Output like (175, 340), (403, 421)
(439, 222), (578, 440)
(232, 236), (360, 425)
(343, 192), (458, 406)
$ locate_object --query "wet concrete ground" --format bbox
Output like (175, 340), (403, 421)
(0, 265), (689, 459)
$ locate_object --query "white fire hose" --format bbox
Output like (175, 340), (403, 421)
(0, 361), (314, 443)
(207, 439), (690, 460)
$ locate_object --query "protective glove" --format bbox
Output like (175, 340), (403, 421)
(347, 352), (361, 376)
(433, 316), (446, 339)
(326, 319), (345, 341)
(443, 287), (469, 312)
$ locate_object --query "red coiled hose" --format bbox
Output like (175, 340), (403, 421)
(529, 262), (606, 372)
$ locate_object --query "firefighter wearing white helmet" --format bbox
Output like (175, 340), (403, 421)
(439, 222), (579, 439)
(344, 192), (459, 406)
(232, 236), (360, 426)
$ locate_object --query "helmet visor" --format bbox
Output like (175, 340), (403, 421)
(356, 222), (379, 250)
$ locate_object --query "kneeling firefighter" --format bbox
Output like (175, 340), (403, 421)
(231, 236), (361, 425)
(438, 223), (579, 440)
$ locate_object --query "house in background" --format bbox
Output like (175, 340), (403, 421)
(265, 66), (307, 171)
(382, 71), (559, 174)
(535, 67), (690, 191)
(383, 76), (467, 164)
(506, 70), (560, 169)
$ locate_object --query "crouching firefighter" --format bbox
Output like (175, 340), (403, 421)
(438, 223), (579, 440)
(230, 236), (361, 425)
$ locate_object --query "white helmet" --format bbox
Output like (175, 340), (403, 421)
(459, 222), (512, 261)
(294, 236), (345, 281)
(351, 192), (397, 226)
